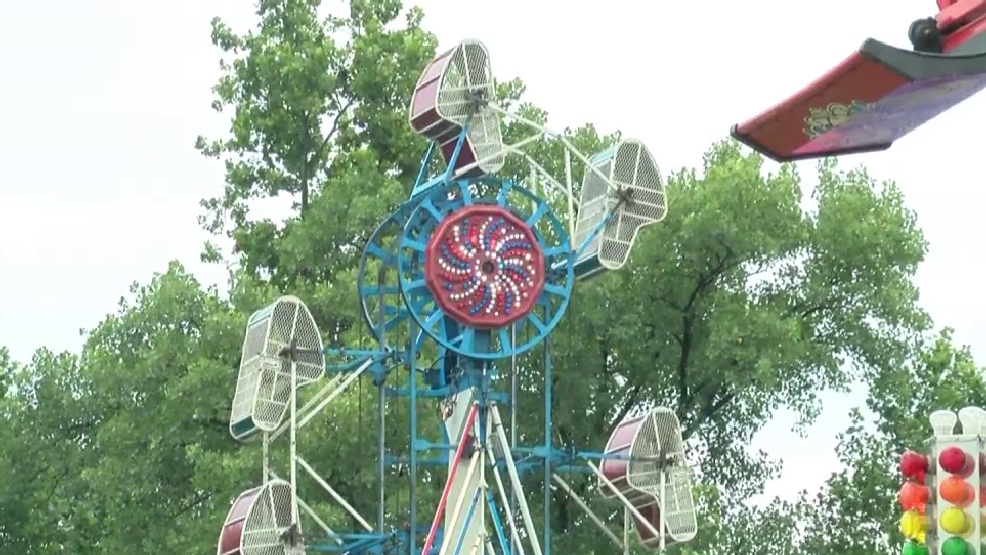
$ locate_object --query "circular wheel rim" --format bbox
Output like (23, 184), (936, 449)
(397, 179), (574, 360)
(357, 203), (415, 343)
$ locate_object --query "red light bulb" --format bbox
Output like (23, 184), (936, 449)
(898, 481), (930, 510)
(901, 450), (929, 481)
(940, 446), (975, 477)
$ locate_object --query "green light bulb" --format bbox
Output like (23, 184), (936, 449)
(941, 537), (970, 555)
(903, 542), (929, 555)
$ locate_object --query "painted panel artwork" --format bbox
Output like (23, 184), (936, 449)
(795, 72), (986, 157)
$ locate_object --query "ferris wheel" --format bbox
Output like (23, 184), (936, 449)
(216, 38), (697, 555)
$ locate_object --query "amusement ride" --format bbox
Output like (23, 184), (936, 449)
(216, 0), (986, 552)
(732, 0), (986, 162)
(216, 39), (698, 555)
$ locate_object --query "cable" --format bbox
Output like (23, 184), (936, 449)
(394, 320), (407, 533)
(358, 368), (364, 465)
(358, 326), (366, 484)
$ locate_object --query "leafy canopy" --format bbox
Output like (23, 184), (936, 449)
(0, 1), (949, 554)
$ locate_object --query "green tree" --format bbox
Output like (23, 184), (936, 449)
(67, 264), (247, 553)
(0, 0), (936, 553)
(689, 328), (986, 555)
(191, 0), (456, 547)
(195, 0), (933, 551)
(799, 328), (986, 555)
(512, 144), (930, 554)
(0, 347), (101, 554)
(195, 0), (437, 330)
(0, 266), (250, 554)
(0, 0), (951, 552)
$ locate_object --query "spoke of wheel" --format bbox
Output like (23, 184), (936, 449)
(404, 239), (427, 253)
(459, 182), (472, 204)
(382, 316), (405, 332)
(542, 244), (568, 257)
(361, 284), (400, 296)
(365, 242), (388, 259)
(403, 278), (427, 293)
(421, 198), (443, 222)
(450, 328), (476, 354)
(526, 312), (547, 334)
(526, 202), (547, 227)
(496, 182), (512, 205)
(424, 308), (445, 329)
(543, 283), (567, 297)
(407, 289), (433, 315)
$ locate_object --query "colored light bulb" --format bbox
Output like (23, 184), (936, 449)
(940, 447), (974, 478)
(941, 537), (971, 555)
(901, 510), (928, 542)
(900, 481), (931, 510)
(939, 507), (972, 535)
(903, 542), (929, 555)
(940, 477), (975, 507)
(902, 450), (930, 481)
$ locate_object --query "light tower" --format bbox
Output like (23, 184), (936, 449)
(899, 448), (930, 555)
(900, 407), (986, 555)
(934, 408), (984, 555)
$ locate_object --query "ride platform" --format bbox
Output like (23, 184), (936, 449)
(732, 37), (986, 161)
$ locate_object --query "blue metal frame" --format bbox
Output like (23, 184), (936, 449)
(357, 202), (416, 343)
(319, 119), (638, 555)
(395, 179), (574, 361)
(410, 117), (473, 199)
(315, 333), (639, 555)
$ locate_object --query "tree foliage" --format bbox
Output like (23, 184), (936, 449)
(0, 1), (972, 554)
(695, 328), (986, 555)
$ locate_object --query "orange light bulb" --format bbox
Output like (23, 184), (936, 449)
(940, 476), (975, 507)
(899, 482), (930, 511)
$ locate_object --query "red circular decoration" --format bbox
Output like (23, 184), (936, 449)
(940, 446), (973, 476)
(424, 204), (545, 329)
(898, 481), (930, 510)
(901, 450), (929, 481)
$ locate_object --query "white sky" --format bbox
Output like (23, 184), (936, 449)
(2, 0), (983, 504)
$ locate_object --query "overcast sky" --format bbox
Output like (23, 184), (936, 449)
(2, 0), (983, 504)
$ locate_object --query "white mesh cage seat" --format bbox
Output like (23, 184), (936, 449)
(930, 409), (958, 437)
(596, 408), (698, 547)
(230, 296), (325, 441)
(219, 484), (262, 555)
(218, 479), (303, 555)
(633, 501), (667, 550)
(958, 406), (986, 436)
(597, 413), (653, 506)
(573, 139), (667, 279)
(408, 38), (504, 178)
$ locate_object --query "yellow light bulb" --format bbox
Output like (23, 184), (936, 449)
(901, 510), (928, 542)
(940, 507), (972, 536)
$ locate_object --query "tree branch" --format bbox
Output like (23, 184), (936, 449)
(318, 98), (356, 157)
(677, 313), (694, 412)
(301, 112), (313, 216)
(170, 489), (218, 521)
(606, 384), (643, 431)
(683, 391), (736, 440)
(674, 264), (723, 413)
